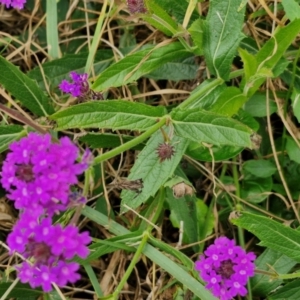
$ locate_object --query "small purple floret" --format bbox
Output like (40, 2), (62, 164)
(59, 72), (89, 98)
(195, 237), (256, 300)
(0, 133), (88, 215)
(0, 0), (26, 9)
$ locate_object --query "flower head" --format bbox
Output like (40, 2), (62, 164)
(59, 71), (103, 100)
(127, 0), (147, 14)
(0, 133), (87, 215)
(156, 143), (175, 162)
(195, 237), (256, 300)
(0, 0), (26, 9)
(8, 214), (91, 291)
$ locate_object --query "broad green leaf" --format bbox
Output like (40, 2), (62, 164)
(251, 248), (297, 296)
(291, 88), (300, 123)
(239, 48), (257, 82)
(27, 50), (113, 91)
(196, 199), (214, 242)
(269, 279), (300, 300)
(203, 0), (246, 80)
(210, 87), (247, 116)
(146, 57), (198, 81)
(188, 18), (204, 56)
(120, 127), (189, 212)
(234, 108), (260, 131)
(79, 133), (144, 150)
(171, 108), (253, 148)
(286, 136), (300, 164)
(92, 43), (191, 91)
(82, 206), (218, 300)
(0, 282), (42, 298)
(186, 142), (243, 162)
(0, 56), (54, 116)
(231, 212), (300, 263)
(0, 125), (26, 153)
(282, 0), (300, 21)
(143, 0), (178, 36)
(256, 19), (300, 71)
(244, 93), (277, 117)
(241, 176), (273, 203)
(50, 101), (167, 131)
(243, 160), (277, 178)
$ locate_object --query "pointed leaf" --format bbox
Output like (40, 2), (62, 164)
(121, 128), (189, 212)
(0, 56), (54, 116)
(92, 43), (191, 91)
(0, 125), (26, 153)
(231, 212), (300, 263)
(203, 0), (246, 79)
(50, 101), (167, 131)
(171, 108), (253, 147)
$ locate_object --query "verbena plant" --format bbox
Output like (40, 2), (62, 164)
(1, 0), (300, 299)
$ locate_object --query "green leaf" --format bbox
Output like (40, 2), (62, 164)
(239, 48), (258, 82)
(282, 0), (300, 21)
(0, 56), (54, 116)
(291, 88), (300, 123)
(186, 142), (243, 162)
(0, 282), (42, 298)
(286, 136), (300, 164)
(92, 43), (191, 91)
(0, 125), (26, 153)
(231, 212), (300, 263)
(251, 248), (297, 296)
(120, 128), (189, 212)
(146, 57), (198, 81)
(210, 87), (247, 116)
(27, 50), (113, 91)
(243, 159), (277, 178)
(196, 199), (214, 241)
(256, 19), (300, 71)
(244, 93), (277, 117)
(203, 0), (246, 80)
(171, 108), (253, 147)
(82, 206), (218, 300)
(50, 101), (167, 131)
(269, 279), (300, 300)
(188, 18), (204, 56)
(79, 133), (144, 150)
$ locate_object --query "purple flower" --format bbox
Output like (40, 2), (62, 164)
(0, 0), (26, 9)
(127, 0), (147, 14)
(195, 237), (256, 300)
(0, 133), (88, 215)
(8, 214), (91, 291)
(59, 72), (103, 100)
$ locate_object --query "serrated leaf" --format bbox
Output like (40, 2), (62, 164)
(210, 87), (247, 116)
(251, 248), (297, 296)
(231, 212), (300, 263)
(92, 43), (191, 91)
(27, 50), (113, 91)
(171, 108), (253, 147)
(282, 0), (300, 21)
(0, 56), (54, 116)
(269, 279), (300, 300)
(188, 18), (204, 56)
(0, 125), (26, 153)
(120, 128), (189, 212)
(243, 159), (277, 178)
(50, 101), (167, 131)
(203, 0), (246, 80)
(244, 93), (277, 117)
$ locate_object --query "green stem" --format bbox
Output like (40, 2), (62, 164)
(85, 0), (110, 74)
(112, 232), (149, 299)
(93, 117), (167, 165)
(182, 0), (197, 28)
(177, 78), (224, 110)
(46, 0), (60, 59)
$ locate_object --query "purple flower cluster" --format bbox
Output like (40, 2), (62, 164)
(1, 133), (91, 292)
(195, 237), (256, 300)
(59, 71), (103, 100)
(0, 0), (26, 9)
